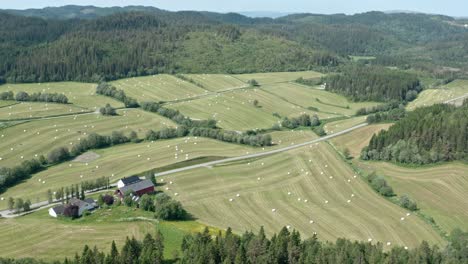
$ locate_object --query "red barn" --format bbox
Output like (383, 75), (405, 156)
(115, 178), (155, 198)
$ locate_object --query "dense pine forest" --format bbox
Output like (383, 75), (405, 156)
(1, 7), (468, 83)
(324, 66), (422, 102)
(0, 227), (467, 264)
(362, 102), (468, 164)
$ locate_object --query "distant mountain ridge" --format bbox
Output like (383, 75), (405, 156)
(3, 5), (466, 20)
(3, 5), (164, 19)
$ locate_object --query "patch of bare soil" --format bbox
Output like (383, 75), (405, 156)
(73, 151), (100, 163)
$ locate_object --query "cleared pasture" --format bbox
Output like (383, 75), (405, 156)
(111, 75), (209, 102)
(270, 130), (318, 146)
(0, 137), (259, 209)
(0, 205), (211, 261)
(0, 102), (86, 120)
(263, 82), (380, 116)
(182, 74), (247, 91)
(407, 80), (468, 110)
(0, 109), (175, 167)
(357, 161), (468, 233)
(330, 123), (393, 158)
(164, 143), (443, 247)
(0, 101), (17, 108)
(323, 116), (367, 134)
(234, 71), (323, 85)
(0, 82), (123, 109)
(168, 87), (326, 131)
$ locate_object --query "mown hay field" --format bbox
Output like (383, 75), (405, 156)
(167, 87), (325, 131)
(234, 71), (323, 85)
(357, 161), (468, 234)
(111, 75), (209, 102)
(0, 205), (213, 261)
(0, 109), (175, 167)
(162, 142), (444, 248)
(323, 116), (367, 134)
(181, 74), (247, 91)
(330, 123), (393, 158)
(407, 80), (468, 110)
(0, 128), (321, 210)
(0, 82), (123, 109)
(262, 82), (380, 116)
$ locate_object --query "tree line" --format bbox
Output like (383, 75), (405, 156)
(0, 91), (69, 104)
(1, 226), (467, 264)
(141, 101), (272, 146)
(362, 103), (468, 164)
(96, 83), (139, 108)
(127, 192), (188, 221)
(0, 130), (136, 194)
(324, 66), (422, 102)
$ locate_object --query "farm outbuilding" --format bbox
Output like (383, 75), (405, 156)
(117, 175), (142, 188)
(48, 198), (97, 218)
(115, 178), (155, 198)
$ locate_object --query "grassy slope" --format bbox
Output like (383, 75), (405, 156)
(0, 205), (213, 261)
(330, 124), (468, 234)
(0, 102), (86, 120)
(234, 71), (323, 85)
(0, 109), (176, 167)
(163, 142), (443, 248)
(0, 101), (18, 108)
(182, 74), (247, 92)
(357, 161), (468, 234)
(330, 123), (393, 157)
(167, 87), (321, 131)
(323, 116), (367, 134)
(111, 75), (209, 102)
(0, 129), (319, 209)
(0, 82), (124, 109)
(407, 80), (468, 110)
(263, 82), (380, 117)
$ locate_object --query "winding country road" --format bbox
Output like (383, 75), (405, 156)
(0, 122), (368, 218)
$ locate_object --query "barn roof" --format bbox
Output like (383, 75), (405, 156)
(119, 176), (141, 186)
(84, 198), (95, 204)
(119, 179), (154, 194)
(51, 205), (65, 215)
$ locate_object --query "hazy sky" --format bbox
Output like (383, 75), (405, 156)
(2, 0), (468, 17)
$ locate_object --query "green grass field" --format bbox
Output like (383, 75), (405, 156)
(356, 161), (468, 234)
(0, 137), (257, 209)
(0, 205), (214, 261)
(167, 87), (323, 130)
(0, 109), (175, 167)
(0, 101), (18, 108)
(330, 124), (468, 234)
(182, 74), (247, 91)
(263, 82), (380, 117)
(323, 116), (367, 134)
(330, 123), (393, 158)
(162, 142), (443, 248)
(234, 71), (323, 85)
(111, 75), (209, 102)
(0, 125), (319, 209)
(407, 80), (468, 110)
(0, 102), (86, 120)
(0, 82), (123, 109)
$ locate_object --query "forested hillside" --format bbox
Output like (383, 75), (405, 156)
(0, 11), (336, 83)
(1, 7), (468, 83)
(362, 102), (468, 164)
(324, 66), (421, 102)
